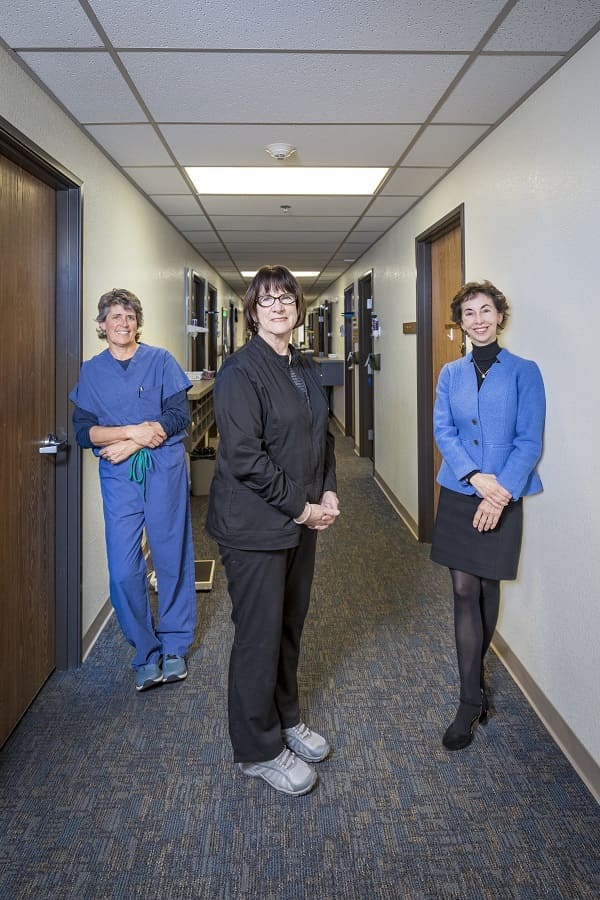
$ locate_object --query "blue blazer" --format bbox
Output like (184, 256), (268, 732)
(434, 348), (546, 500)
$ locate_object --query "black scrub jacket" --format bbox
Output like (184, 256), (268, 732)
(206, 335), (337, 551)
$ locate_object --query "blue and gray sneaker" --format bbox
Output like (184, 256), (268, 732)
(162, 655), (187, 683)
(135, 662), (163, 692)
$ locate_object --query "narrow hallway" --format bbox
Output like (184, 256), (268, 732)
(1, 431), (598, 899)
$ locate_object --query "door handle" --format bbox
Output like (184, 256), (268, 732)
(39, 433), (68, 455)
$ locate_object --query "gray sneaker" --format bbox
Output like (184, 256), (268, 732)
(283, 722), (330, 762)
(239, 748), (317, 796)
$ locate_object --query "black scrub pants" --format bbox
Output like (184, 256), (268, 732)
(219, 527), (318, 764)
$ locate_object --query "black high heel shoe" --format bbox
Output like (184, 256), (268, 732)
(442, 701), (486, 751)
(480, 688), (489, 724)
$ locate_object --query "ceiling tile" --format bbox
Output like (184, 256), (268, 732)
(211, 216), (358, 232)
(380, 167), (447, 194)
(367, 196), (416, 216)
(119, 51), (467, 123)
(183, 232), (223, 244)
(150, 195), (201, 215)
(85, 124), (173, 165)
(433, 54), (562, 123)
(161, 123), (420, 166)
(96, 0), (503, 50)
(402, 124), (489, 166)
(201, 196), (371, 216)
(486, 0), (600, 51)
(167, 215), (212, 229)
(19, 51), (146, 121)
(351, 217), (398, 231)
(0, 1), (103, 47)
(122, 167), (190, 193)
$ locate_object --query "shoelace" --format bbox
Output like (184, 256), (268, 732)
(289, 722), (311, 740)
(128, 447), (154, 498)
(274, 748), (295, 769)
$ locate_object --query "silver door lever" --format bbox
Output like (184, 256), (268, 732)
(39, 433), (68, 454)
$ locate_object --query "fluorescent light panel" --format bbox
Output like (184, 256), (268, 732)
(186, 167), (388, 195)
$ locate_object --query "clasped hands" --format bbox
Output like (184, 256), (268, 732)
(305, 490), (341, 532)
(99, 421), (166, 465)
(469, 472), (512, 533)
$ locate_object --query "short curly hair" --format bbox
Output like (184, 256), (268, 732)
(450, 280), (510, 331)
(243, 265), (305, 335)
(96, 288), (144, 341)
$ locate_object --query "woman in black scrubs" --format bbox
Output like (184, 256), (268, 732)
(431, 281), (545, 750)
(207, 265), (340, 795)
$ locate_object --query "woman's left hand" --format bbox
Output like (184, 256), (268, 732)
(100, 439), (141, 465)
(473, 498), (503, 532)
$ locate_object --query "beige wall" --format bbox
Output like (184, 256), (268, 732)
(326, 33), (600, 765)
(0, 45), (239, 637)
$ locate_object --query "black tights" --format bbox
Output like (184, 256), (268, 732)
(450, 569), (500, 708)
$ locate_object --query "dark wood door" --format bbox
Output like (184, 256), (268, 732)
(357, 271), (374, 459)
(343, 284), (355, 437)
(431, 224), (464, 512)
(0, 153), (57, 746)
(416, 205), (465, 541)
(207, 284), (218, 371)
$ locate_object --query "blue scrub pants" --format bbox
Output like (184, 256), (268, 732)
(100, 442), (196, 668)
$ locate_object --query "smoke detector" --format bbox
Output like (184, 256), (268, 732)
(265, 142), (296, 161)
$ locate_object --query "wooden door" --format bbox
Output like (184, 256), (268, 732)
(343, 284), (355, 437)
(357, 272), (374, 459)
(0, 153), (56, 746)
(431, 225), (464, 512)
(207, 284), (218, 371)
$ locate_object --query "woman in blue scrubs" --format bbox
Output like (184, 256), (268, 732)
(70, 289), (196, 691)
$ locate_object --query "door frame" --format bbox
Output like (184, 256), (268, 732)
(1, 116), (82, 668)
(415, 204), (464, 542)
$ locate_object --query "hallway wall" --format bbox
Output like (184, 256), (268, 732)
(0, 45), (236, 641)
(327, 32), (600, 766)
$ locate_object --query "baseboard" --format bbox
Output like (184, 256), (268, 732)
(373, 468), (419, 539)
(492, 632), (600, 804)
(331, 413), (345, 436)
(82, 597), (113, 662)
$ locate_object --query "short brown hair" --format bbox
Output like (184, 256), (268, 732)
(96, 288), (144, 341)
(243, 265), (305, 335)
(450, 280), (510, 331)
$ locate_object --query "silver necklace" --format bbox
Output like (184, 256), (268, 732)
(472, 358), (494, 380)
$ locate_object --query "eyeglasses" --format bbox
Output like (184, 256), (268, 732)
(256, 293), (297, 308)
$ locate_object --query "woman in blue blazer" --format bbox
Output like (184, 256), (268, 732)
(431, 281), (545, 750)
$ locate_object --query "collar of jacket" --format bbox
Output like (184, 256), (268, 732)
(251, 334), (299, 367)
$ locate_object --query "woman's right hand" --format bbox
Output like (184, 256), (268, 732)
(99, 439), (141, 465)
(126, 421), (166, 448)
(305, 501), (341, 531)
(469, 472), (511, 508)
(473, 498), (503, 532)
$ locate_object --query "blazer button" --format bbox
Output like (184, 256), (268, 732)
(473, 439), (479, 446)
(471, 418), (478, 425)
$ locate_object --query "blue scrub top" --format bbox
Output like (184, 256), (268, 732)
(70, 343), (192, 447)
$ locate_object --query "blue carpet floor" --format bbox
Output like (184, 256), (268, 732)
(0, 434), (598, 899)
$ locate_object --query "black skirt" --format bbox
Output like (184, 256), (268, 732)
(430, 487), (523, 580)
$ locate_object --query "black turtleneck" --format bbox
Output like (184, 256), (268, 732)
(461, 340), (501, 484)
(472, 339), (500, 390)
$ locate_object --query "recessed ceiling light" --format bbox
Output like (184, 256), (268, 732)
(186, 167), (388, 195)
(343, 258), (356, 263)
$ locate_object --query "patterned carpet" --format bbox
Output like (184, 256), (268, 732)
(0, 433), (598, 899)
